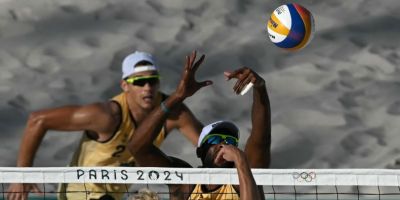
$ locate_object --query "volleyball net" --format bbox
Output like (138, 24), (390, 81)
(2, 167), (400, 200)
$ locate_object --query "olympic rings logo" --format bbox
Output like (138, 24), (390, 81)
(292, 171), (316, 182)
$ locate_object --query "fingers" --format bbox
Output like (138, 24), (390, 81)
(214, 146), (226, 164)
(225, 67), (246, 80)
(7, 184), (40, 200)
(187, 50), (197, 71)
(6, 191), (11, 200)
(185, 50), (206, 72)
(189, 51), (196, 67)
(215, 146), (224, 159)
(184, 56), (190, 71)
(31, 184), (42, 194)
(220, 147), (232, 161)
(233, 69), (251, 94)
(217, 145), (236, 162)
(6, 185), (20, 200)
(198, 80), (213, 88)
(227, 67), (263, 94)
(224, 71), (232, 80)
(237, 74), (253, 94)
(192, 54), (205, 72)
(7, 193), (27, 200)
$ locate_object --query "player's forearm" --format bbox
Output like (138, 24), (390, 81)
(17, 114), (47, 167)
(235, 157), (261, 200)
(176, 106), (203, 146)
(129, 93), (184, 155)
(252, 85), (271, 141)
(246, 85), (271, 168)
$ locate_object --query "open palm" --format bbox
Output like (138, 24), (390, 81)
(174, 51), (212, 100)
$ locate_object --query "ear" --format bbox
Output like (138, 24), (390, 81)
(120, 80), (129, 92)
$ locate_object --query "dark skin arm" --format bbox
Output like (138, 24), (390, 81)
(225, 67), (271, 199)
(225, 68), (271, 168)
(7, 102), (120, 200)
(130, 52), (266, 200)
(128, 51), (211, 166)
(215, 144), (262, 200)
(128, 51), (212, 200)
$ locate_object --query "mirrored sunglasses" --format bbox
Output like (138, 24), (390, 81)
(201, 134), (238, 147)
(125, 75), (160, 87)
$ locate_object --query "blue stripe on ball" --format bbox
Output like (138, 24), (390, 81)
(275, 4), (306, 49)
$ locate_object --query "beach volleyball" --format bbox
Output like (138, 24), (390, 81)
(267, 3), (315, 51)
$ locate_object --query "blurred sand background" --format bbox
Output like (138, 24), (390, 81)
(1, 0), (400, 170)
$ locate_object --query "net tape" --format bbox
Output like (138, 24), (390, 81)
(1, 167), (400, 186)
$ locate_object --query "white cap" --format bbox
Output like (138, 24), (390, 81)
(122, 51), (158, 79)
(197, 120), (239, 147)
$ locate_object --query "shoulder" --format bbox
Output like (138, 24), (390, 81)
(32, 102), (117, 118)
(74, 102), (121, 127)
(108, 101), (122, 116)
(101, 101), (123, 126)
(82, 101), (120, 116)
(82, 101), (122, 137)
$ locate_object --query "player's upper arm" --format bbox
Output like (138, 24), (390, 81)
(167, 103), (202, 146)
(28, 102), (119, 134)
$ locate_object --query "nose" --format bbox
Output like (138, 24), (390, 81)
(142, 85), (151, 93)
(142, 82), (157, 92)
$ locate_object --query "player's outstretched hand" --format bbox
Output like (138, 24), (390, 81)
(214, 144), (245, 165)
(174, 51), (213, 101)
(224, 67), (265, 95)
(7, 183), (42, 200)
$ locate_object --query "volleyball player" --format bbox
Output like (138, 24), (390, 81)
(128, 51), (271, 200)
(7, 51), (203, 200)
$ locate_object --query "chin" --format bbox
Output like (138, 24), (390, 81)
(141, 102), (155, 110)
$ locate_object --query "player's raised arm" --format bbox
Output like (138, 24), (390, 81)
(214, 144), (262, 200)
(224, 67), (271, 168)
(7, 102), (119, 200)
(164, 101), (203, 146)
(128, 51), (212, 167)
(17, 102), (118, 167)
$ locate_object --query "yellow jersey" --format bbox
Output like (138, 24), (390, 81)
(189, 184), (239, 200)
(58, 92), (166, 200)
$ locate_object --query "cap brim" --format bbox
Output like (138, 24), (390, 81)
(198, 120), (239, 147)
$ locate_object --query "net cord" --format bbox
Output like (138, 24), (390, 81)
(2, 167), (400, 186)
